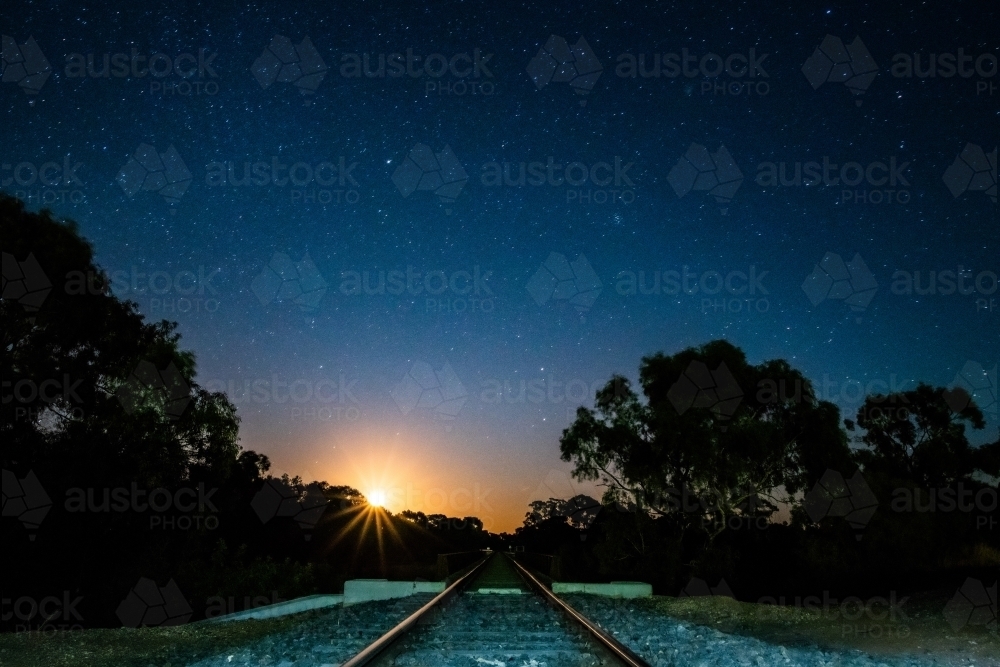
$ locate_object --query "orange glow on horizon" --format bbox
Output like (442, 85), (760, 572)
(277, 425), (572, 533)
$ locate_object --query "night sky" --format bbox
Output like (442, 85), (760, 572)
(4, 1), (997, 531)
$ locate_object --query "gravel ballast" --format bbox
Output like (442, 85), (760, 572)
(166, 584), (997, 667)
(390, 591), (603, 666)
(182, 594), (436, 667)
(561, 594), (999, 667)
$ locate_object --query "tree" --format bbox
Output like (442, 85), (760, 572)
(559, 340), (852, 545)
(522, 495), (601, 530)
(840, 385), (999, 577)
(848, 383), (989, 487)
(1, 195), (258, 624)
(2, 194), (241, 488)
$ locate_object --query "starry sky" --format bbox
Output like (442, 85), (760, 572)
(4, 1), (997, 531)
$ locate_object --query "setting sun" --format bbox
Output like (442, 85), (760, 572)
(368, 489), (387, 508)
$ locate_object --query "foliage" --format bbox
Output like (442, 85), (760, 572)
(559, 340), (853, 543)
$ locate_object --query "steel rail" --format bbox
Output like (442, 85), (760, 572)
(340, 551), (651, 667)
(338, 553), (491, 667)
(508, 554), (653, 667)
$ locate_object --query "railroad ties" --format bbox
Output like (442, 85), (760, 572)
(346, 552), (651, 667)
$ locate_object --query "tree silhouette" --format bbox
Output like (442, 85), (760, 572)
(849, 382), (989, 487)
(560, 340), (853, 544)
(2, 195), (268, 625)
(2, 195), (241, 487)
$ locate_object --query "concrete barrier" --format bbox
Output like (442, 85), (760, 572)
(343, 579), (446, 605)
(202, 579), (452, 622)
(475, 588), (525, 594)
(204, 594), (344, 623)
(552, 581), (652, 598)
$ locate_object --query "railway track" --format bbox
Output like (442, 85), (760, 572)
(341, 551), (651, 667)
(182, 555), (951, 667)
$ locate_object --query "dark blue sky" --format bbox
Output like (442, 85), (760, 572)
(5, 0), (997, 530)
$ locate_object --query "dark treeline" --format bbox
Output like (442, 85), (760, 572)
(2, 196), (492, 629)
(508, 340), (1000, 601)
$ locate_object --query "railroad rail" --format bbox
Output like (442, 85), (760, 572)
(340, 551), (651, 667)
